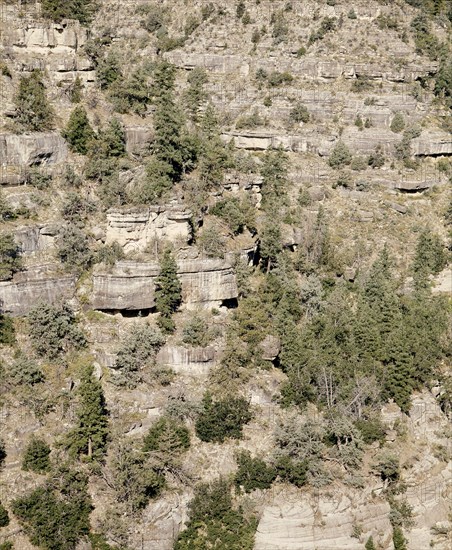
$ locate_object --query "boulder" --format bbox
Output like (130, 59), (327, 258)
(0, 265), (76, 316)
(259, 335), (281, 361)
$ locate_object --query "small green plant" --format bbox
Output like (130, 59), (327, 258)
(234, 451), (276, 492)
(328, 141), (352, 168)
(0, 502), (9, 527)
(22, 438), (51, 473)
(0, 234), (23, 281)
(290, 102), (310, 123)
(390, 112), (405, 133)
(195, 393), (252, 443)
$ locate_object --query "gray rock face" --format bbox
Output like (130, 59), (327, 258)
(91, 259), (238, 311)
(255, 486), (392, 550)
(14, 224), (59, 254)
(10, 20), (88, 51)
(157, 345), (216, 375)
(0, 133), (68, 166)
(0, 265), (76, 316)
(106, 206), (192, 253)
(91, 261), (157, 311)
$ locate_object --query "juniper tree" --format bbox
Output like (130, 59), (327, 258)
(62, 106), (95, 155)
(0, 233), (22, 280)
(155, 248), (182, 333)
(13, 70), (54, 132)
(65, 365), (109, 460)
(22, 438), (51, 474)
(0, 502), (9, 528)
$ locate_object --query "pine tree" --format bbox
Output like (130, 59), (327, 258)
(260, 147), (289, 209)
(155, 248), (182, 333)
(259, 220), (282, 272)
(365, 536), (376, 550)
(393, 526), (408, 550)
(13, 70), (54, 132)
(62, 106), (95, 154)
(0, 502), (9, 528)
(22, 438), (51, 474)
(65, 365), (109, 460)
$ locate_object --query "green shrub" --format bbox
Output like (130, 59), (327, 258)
(13, 70), (54, 132)
(0, 234), (22, 281)
(309, 17), (337, 44)
(22, 438), (51, 473)
(182, 315), (209, 346)
(267, 71), (293, 87)
(290, 102), (310, 123)
(390, 112), (405, 133)
(56, 225), (92, 272)
(42, 0), (97, 24)
(113, 324), (165, 388)
(274, 455), (308, 487)
(198, 226), (226, 258)
(328, 141), (352, 168)
(0, 542), (13, 550)
(355, 417), (386, 444)
(143, 417), (190, 464)
(0, 502), (9, 527)
(0, 439), (5, 466)
(62, 106), (95, 154)
(11, 467), (92, 550)
(109, 68), (151, 115)
(236, 109), (265, 129)
(375, 452), (400, 483)
(108, 441), (165, 512)
(94, 242), (124, 266)
(27, 169), (52, 190)
(28, 302), (86, 359)
(195, 393), (252, 443)
(0, 314), (15, 345)
(96, 51), (121, 89)
(61, 192), (96, 224)
(174, 479), (258, 550)
(235, 451), (276, 492)
(8, 355), (44, 386)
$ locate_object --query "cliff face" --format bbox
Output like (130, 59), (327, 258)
(0, 1), (451, 549)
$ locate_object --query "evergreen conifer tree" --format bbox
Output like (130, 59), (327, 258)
(62, 106), (95, 154)
(155, 248), (182, 333)
(65, 365), (109, 460)
(14, 70), (54, 132)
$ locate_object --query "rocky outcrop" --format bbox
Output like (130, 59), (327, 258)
(412, 132), (452, 157)
(91, 261), (157, 311)
(157, 345), (216, 375)
(0, 265), (76, 316)
(0, 133), (68, 167)
(14, 224), (59, 254)
(177, 258), (238, 308)
(91, 258), (238, 311)
(10, 20), (88, 51)
(432, 267), (452, 294)
(106, 206), (192, 253)
(124, 126), (153, 154)
(255, 485), (392, 550)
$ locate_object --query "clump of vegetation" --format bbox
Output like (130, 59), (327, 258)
(309, 17), (337, 44)
(195, 393), (252, 443)
(155, 248), (182, 333)
(290, 102), (310, 123)
(174, 479), (258, 549)
(390, 112), (405, 133)
(56, 225), (92, 273)
(28, 302), (86, 359)
(22, 438), (51, 474)
(235, 109), (266, 129)
(198, 225), (226, 258)
(113, 324), (165, 387)
(41, 0), (97, 24)
(234, 451), (277, 493)
(13, 70), (54, 132)
(64, 365), (109, 461)
(8, 355), (44, 386)
(0, 234), (22, 280)
(0, 502), (9, 528)
(328, 141), (352, 169)
(0, 313), (15, 345)
(211, 196), (255, 235)
(182, 315), (215, 347)
(62, 106), (95, 154)
(11, 466), (92, 549)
